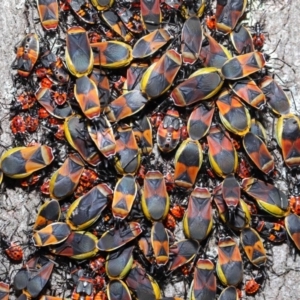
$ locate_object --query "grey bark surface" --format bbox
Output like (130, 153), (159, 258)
(0, 0), (300, 299)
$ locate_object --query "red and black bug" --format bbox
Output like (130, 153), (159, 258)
(10, 115), (26, 136)
(252, 21), (266, 50)
(89, 255), (106, 275)
(12, 91), (36, 111)
(245, 273), (264, 295)
(24, 115), (39, 133)
(290, 191), (300, 215)
(12, 33), (39, 77)
(0, 233), (23, 262)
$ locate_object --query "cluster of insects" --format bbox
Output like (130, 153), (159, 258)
(0, 0), (299, 299)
